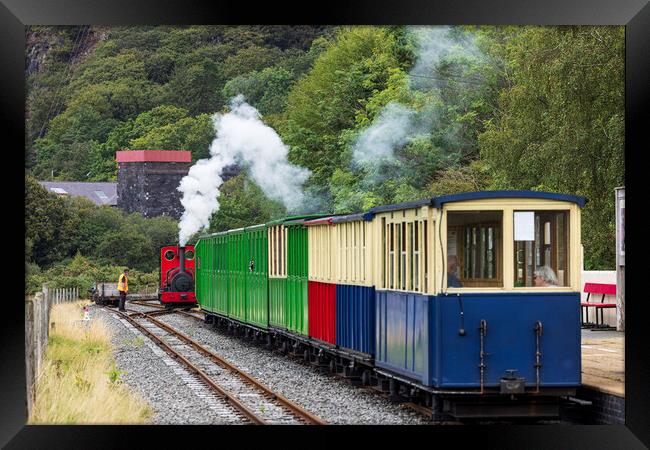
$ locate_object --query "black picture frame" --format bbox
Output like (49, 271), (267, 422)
(4, 0), (648, 447)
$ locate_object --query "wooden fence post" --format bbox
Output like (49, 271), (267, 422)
(32, 293), (45, 392)
(42, 283), (49, 305)
(25, 295), (35, 420)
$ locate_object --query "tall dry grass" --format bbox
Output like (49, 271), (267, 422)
(29, 301), (153, 424)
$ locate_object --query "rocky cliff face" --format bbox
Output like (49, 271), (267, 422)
(25, 28), (58, 76)
(25, 26), (106, 77)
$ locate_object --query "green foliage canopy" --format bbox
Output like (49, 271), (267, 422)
(478, 26), (624, 268)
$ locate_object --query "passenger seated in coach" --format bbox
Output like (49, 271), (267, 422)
(447, 255), (463, 288)
(534, 266), (558, 287)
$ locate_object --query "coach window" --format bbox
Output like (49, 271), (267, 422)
(514, 210), (569, 287)
(447, 211), (503, 288)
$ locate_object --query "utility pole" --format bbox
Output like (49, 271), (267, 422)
(615, 187), (625, 332)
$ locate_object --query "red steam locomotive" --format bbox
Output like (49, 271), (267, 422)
(159, 245), (197, 307)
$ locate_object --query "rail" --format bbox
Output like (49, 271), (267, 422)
(115, 308), (325, 425)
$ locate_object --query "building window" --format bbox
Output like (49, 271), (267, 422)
(514, 210), (569, 287)
(447, 211), (503, 288)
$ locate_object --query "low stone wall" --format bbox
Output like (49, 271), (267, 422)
(561, 387), (625, 424)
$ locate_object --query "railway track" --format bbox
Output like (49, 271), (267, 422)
(111, 307), (326, 425)
(127, 300), (205, 322)
(127, 303), (440, 423)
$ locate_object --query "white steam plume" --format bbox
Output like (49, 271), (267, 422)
(177, 95), (311, 246)
(352, 26), (485, 168)
(352, 103), (417, 166)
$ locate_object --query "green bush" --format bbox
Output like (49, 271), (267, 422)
(26, 253), (159, 296)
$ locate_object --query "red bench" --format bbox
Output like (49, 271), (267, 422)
(581, 282), (616, 328)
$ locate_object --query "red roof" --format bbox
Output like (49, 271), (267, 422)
(304, 217), (334, 226)
(116, 150), (192, 163)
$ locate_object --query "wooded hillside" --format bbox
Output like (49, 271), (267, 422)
(25, 25), (624, 270)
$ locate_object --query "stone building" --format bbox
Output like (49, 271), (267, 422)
(116, 150), (192, 219)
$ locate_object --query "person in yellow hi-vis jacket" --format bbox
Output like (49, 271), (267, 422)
(117, 269), (129, 311)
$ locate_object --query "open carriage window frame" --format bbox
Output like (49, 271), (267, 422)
(379, 207), (432, 294)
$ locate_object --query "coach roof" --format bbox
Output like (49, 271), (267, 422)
(431, 190), (587, 208)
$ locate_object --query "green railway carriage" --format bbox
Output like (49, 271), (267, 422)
(196, 224), (269, 328)
(196, 233), (230, 316)
(267, 216), (323, 335)
(246, 224), (269, 328)
(196, 214), (324, 332)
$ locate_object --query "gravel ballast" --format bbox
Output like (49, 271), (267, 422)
(91, 305), (244, 424)
(92, 303), (429, 425)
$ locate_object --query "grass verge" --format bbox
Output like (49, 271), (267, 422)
(29, 301), (153, 424)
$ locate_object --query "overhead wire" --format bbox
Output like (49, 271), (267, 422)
(407, 72), (487, 87)
(36, 26), (85, 139)
(47, 25), (92, 128)
(37, 25), (91, 139)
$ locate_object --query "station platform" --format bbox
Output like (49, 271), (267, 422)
(581, 329), (624, 397)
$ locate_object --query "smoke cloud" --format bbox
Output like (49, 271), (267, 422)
(352, 103), (417, 166)
(352, 26), (485, 170)
(177, 95), (311, 246)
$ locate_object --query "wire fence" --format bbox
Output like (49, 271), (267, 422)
(25, 284), (80, 418)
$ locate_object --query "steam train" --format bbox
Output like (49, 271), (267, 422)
(179, 190), (585, 421)
(159, 245), (197, 307)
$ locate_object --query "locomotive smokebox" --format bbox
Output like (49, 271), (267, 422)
(171, 245), (193, 292)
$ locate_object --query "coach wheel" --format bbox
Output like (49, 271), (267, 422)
(280, 341), (288, 354)
(303, 349), (310, 363)
(361, 369), (371, 386)
(329, 359), (337, 374)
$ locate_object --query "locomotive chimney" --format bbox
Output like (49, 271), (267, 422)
(178, 246), (186, 274)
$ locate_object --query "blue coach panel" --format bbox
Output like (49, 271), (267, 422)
(336, 285), (376, 356)
(433, 292), (581, 388)
(375, 290), (434, 385)
(376, 290), (580, 388)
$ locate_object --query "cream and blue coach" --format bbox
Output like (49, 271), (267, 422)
(370, 191), (585, 399)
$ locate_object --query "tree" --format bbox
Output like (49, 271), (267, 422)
(478, 26), (624, 269)
(25, 176), (78, 266)
(96, 227), (156, 271)
(222, 45), (284, 79)
(209, 173), (285, 233)
(128, 114), (214, 161)
(65, 197), (125, 258)
(281, 27), (402, 186)
(222, 66), (295, 115)
(164, 46), (229, 115)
